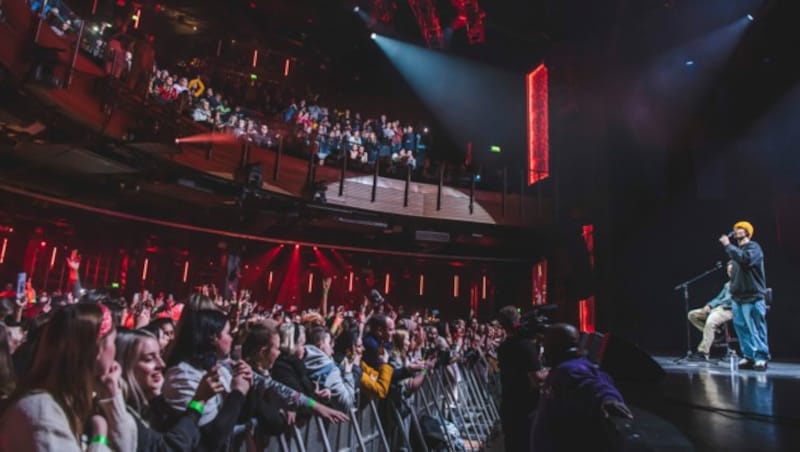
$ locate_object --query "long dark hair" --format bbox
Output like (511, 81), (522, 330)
(167, 309), (228, 369)
(0, 322), (15, 399)
(21, 304), (110, 438)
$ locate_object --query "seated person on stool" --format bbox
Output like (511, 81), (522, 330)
(687, 261), (734, 361)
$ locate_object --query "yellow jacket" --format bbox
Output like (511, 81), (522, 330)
(360, 361), (393, 399)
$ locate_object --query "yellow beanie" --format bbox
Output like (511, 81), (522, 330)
(733, 221), (754, 238)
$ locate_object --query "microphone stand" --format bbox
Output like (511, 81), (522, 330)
(673, 261), (724, 364)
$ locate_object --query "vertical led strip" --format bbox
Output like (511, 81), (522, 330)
(418, 274), (424, 296)
(526, 64), (549, 185)
(384, 273), (391, 294)
(348, 271), (354, 292)
(267, 271), (274, 291)
(0, 238), (7, 264)
(308, 273), (314, 293)
(481, 275), (487, 300)
(453, 275), (460, 298)
(182, 261), (190, 283)
(142, 258), (149, 281)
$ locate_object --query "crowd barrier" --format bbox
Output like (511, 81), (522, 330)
(235, 360), (500, 452)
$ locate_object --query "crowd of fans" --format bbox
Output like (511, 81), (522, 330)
(144, 67), (427, 174)
(0, 271), (508, 451)
(23, 0), (432, 180)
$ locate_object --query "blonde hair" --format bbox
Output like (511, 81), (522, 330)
(278, 322), (304, 355)
(392, 329), (410, 362)
(115, 329), (158, 415)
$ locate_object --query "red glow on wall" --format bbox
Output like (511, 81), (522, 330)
(312, 247), (336, 277)
(532, 260), (547, 305)
(582, 224), (595, 268)
(277, 244), (302, 308)
(579, 296), (596, 333)
(526, 64), (549, 185)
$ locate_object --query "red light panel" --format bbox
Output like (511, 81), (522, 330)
(526, 64), (549, 185)
(532, 260), (547, 305)
(579, 296), (596, 333)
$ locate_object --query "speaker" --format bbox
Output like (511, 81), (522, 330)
(598, 333), (665, 384)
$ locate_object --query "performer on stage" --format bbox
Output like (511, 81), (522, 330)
(66, 249), (81, 298)
(719, 221), (770, 371)
(687, 261), (734, 361)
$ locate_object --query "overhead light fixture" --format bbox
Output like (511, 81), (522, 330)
(371, 33), (377, 40)
(354, 6), (360, 13)
(747, 14), (754, 21)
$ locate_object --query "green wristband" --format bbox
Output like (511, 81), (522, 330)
(90, 435), (108, 445)
(307, 399), (316, 409)
(187, 400), (205, 415)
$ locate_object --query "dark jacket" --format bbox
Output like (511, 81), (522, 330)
(132, 402), (201, 452)
(497, 335), (541, 418)
(725, 241), (767, 303)
(271, 353), (316, 396)
(531, 356), (624, 452)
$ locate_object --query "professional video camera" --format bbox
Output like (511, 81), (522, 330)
(516, 304), (558, 339)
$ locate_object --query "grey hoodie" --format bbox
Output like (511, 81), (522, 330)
(303, 345), (355, 411)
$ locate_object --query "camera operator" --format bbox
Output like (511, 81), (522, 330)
(497, 305), (544, 452)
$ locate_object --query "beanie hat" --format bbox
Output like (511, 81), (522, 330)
(733, 221), (754, 238)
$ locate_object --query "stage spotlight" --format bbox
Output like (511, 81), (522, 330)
(371, 33), (377, 40)
(354, 6), (359, 12)
(685, 60), (695, 66)
(174, 138), (181, 144)
(746, 14), (754, 21)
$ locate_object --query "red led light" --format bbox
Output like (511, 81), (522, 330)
(526, 64), (549, 185)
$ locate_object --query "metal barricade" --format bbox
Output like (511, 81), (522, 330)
(237, 363), (499, 452)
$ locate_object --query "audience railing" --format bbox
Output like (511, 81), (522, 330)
(235, 360), (499, 452)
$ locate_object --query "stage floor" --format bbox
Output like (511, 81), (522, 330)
(630, 356), (800, 451)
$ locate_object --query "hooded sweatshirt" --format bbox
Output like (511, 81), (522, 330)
(303, 345), (355, 411)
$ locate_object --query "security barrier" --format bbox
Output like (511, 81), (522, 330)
(237, 359), (500, 452)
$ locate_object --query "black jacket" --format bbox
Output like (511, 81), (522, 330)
(726, 241), (767, 303)
(133, 409), (201, 452)
(271, 353), (316, 396)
